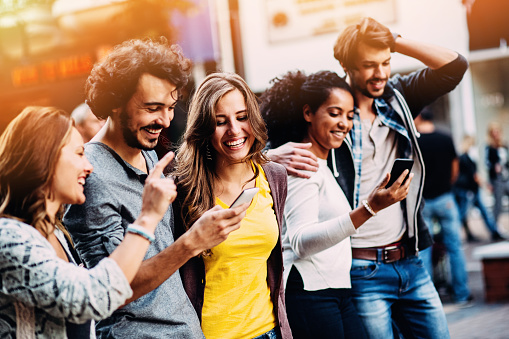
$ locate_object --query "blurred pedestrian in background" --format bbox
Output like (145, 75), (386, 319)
(261, 70), (411, 339)
(70, 102), (105, 143)
(415, 107), (472, 307)
(0, 106), (174, 338)
(454, 135), (503, 242)
(486, 122), (509, 225)
(173, 72), (292, 339)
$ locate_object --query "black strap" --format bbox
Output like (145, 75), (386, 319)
(64, 235), (85, 267)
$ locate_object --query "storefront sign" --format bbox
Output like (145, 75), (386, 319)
(11, 53), (93, 87)
(266, 0), (396, 43)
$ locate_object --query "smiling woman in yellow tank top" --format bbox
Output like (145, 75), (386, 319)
(173, 73), (292, 339)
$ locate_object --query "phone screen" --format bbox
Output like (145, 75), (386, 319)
(229, 187), (259, 208)
(385, 158), (414, 188)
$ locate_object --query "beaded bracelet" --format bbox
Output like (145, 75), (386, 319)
(127, 224), (155, 243)
(362, 199), (377, 217)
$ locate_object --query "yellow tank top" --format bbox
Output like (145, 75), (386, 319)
(201, 165), (278, 339)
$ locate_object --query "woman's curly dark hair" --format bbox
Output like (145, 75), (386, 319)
(85, 37), (192, 119)
(260, 70), (355, 148)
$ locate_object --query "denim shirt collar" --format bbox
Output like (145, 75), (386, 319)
(374, 98), (413, 159)
(349, 98), (414, 208)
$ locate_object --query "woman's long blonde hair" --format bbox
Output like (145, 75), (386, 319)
(0, 106), (73, 237)
(174, 73), (268, 230)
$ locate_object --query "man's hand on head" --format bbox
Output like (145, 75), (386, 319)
(265, 142), (319, 178)
(390, 32), (401, 53)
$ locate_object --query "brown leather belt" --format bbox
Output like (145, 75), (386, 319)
(352, 242), (406, 263)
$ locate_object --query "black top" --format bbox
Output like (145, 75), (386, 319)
(61, 234), (92, 339)
(455, 153), (479, 192)
(486, 145), (509, 181)
(418, 130), (457, 199)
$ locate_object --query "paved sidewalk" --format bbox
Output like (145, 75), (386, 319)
(439, 212), (509, 338)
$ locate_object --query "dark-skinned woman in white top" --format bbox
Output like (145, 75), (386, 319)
(261, 71), (412, 339)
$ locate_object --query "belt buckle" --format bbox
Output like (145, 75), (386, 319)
(382, 245), (400, 263)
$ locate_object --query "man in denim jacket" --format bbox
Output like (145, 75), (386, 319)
(268, 17), (468, 339)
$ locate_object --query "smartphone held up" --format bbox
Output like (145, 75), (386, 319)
(230, 187), (259, 208)
(385, 158), (414, 189)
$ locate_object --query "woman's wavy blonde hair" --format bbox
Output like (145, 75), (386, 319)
(0, 106), (73, 237)
(174, 73), (268, 230)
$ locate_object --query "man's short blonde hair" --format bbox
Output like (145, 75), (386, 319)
(333, 17), (394, 70)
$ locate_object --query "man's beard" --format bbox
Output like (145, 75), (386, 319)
(351, 76), (387, 99)
(358, 85), (377, 99)
(120, 109), (160, 150)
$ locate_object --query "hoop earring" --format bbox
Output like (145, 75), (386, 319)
(206, 142), (213, 161)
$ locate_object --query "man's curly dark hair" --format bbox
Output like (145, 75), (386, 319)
(260, 70), (355, 149)
(85, 37), (192, 119)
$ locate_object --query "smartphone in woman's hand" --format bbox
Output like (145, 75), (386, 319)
(385, 158), (414, 188)
(230, 188), (259, 208)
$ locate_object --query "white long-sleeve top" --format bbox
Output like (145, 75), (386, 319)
(282, 158), (357, 291)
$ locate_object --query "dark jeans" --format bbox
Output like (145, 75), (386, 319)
(285, 266), (367, 339)
(252, 328), (280, 339)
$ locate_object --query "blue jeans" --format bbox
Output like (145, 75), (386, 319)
(421, 192), (471, 302)
(490, 176), (509, 223)
(285, 267), (367, 339)
(252, 328), (279, 339)
(350, 255), (449, 339)
(453, 187), (499, 235)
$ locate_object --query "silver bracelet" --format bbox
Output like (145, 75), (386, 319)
(127, 224), (155, 243)
(362, 199), (377, 217)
